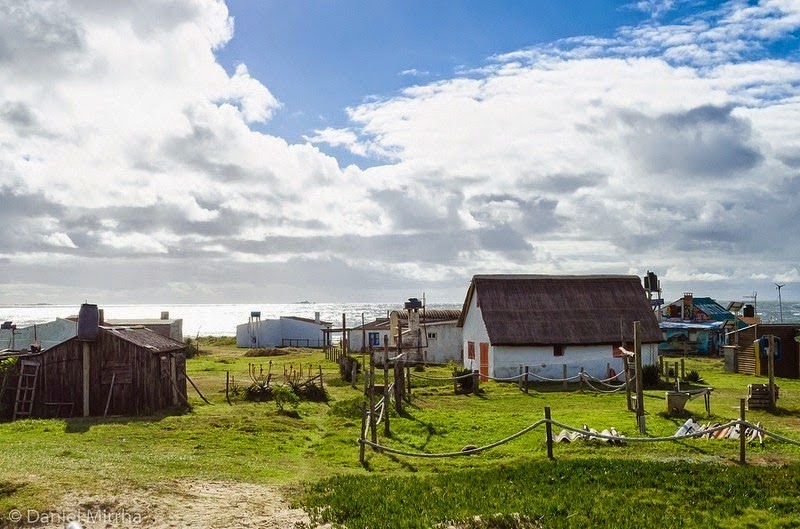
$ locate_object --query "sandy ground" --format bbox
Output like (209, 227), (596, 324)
(26, 480), (326, 529)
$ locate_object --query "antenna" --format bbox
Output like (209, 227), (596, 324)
(775, 283), (785, 323)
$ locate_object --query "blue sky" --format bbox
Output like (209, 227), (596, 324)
(1, 0), (799, 305)
(216, 1), (657, 159)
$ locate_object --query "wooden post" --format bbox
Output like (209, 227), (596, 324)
(472, 370), (479, 396)
(82, 341), (91, 417)
(624, 354), (633, 411)
(369, 352), (376, 444)
(406, 364), (411, 402)
(361, 312), (366, 353)
(545, 406), (554, 460)
(226, 371), (231, 405)
(674, 362), (679, 383)
(359, 402), (367, 464)
(739, 398), (746, 464)
(383, 337), (390, 436)
(341, 313), (347, 355)
(680, 358), (685, 379)
(563, 364), (568, 390)
(768, 334), (776, 409)
(524, 366), (529, 394)
(659, 355), (664, 382)
(635, 321), (646, 434)
(394, 360), (404, 414)
(351, 360), (358, 390)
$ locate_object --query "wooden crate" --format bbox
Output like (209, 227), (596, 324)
(747, 383), (779, 409)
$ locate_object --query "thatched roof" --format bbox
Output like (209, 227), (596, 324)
(458, 274), (662, 345)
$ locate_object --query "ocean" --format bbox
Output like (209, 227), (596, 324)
(0, 302), (464, 338)
(1, 300), (797, 339)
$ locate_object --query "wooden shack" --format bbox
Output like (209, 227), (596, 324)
(724, 323), (800, 379)
(2, 326), (187, 419)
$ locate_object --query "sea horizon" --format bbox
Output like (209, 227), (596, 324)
(2, 299), (798, 339)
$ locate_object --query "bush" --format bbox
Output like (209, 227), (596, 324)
(245, 382), (273, 402)
(272, 385), (299, 412)
(685, 370), (703, 383)
(453, 367), (475, 393)
(642, 364), (660, 389)
(244, 347), (286, 357)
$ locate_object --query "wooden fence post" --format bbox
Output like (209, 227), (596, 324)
(524, 366), (529, 394)
(545, 406), (554, 460)
(369, 350), (376, 444)
(359, 402), (367, 464)
(383, 336), (390, 436)
(680, 358), (685, 379)
(739, 398), (746, 464)
(473, 370), (480, 396)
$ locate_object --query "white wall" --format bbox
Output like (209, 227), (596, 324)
(350, 329), (391, 353)
(492, 344), (625, 380)
(0, 318), (77, 351)
(421, 322), (462, 365)
(460, 291), (490, 369)
(236, 317), (327, 348)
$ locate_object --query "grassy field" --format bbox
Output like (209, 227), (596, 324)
(1, 341), (800, 527)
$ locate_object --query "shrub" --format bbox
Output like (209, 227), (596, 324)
(272, 385), (299, 412)
(642, 364), (660, 389)
(685, 370), (703, 383)
(453, 367), (475, 393)
(245, 382), (273, 402)
(244, 347), (286, 357)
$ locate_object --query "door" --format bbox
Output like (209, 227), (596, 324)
(479, 342), (490, 381)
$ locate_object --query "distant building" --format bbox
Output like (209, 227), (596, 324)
(104, 311), (183, 342)
(236, 312), (332, 348)
(458, 274), (662, 380)
(660, 294), (735, 355)
(1, 318), (77, 352)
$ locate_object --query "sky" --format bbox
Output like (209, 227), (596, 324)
(1, 0), (799, 305)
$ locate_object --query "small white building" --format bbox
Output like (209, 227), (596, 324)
(104, 312), (184, 342)
(458, 274), (662, 380)
(349, 318), (392, 352)
(236, 313), (332, 348)
(1, 318), (77, 352)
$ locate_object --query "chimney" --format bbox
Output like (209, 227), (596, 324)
(161, 311), (169, 320)
(682, 293), (693, 320)
(315, 312), (320, 324)
(99, 309), (105, 326)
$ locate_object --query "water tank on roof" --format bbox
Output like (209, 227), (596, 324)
(644, 271), (659, 292)
(404, 298), (423, 310)
(77, 303), (100, 341)
(743, 304), (755, 318)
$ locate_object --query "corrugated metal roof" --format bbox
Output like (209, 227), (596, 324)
(459, 274), (662, 345)
(688, 297), (734, 322)
(103, 326), (186, 352)
(395, 309), (462, 322)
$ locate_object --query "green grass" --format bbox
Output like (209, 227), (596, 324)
(1, 347), (800, 527)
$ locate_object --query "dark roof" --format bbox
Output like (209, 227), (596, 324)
(458, 274), (662, 345)
(352, 318), (391, 331)
(103, 326), (187, 353)
(394, 309), (462, 322)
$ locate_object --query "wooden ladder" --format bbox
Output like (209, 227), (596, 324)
(13, 360), (40, 420)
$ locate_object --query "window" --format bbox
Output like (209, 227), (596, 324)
(467, 341), (475, 359)
(368, 332), (381, 346)
(553, 344), (564, 357)
(427, 332), (437, 340)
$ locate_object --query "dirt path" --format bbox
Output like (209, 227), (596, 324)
(30, 480), (324, 529)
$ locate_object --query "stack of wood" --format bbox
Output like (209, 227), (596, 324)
(747, 383), (779, 409)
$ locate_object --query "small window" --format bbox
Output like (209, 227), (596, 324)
(368, 332), (380, 346)
(427, 332), (437, 340)
(467, 341), (475, 359)
(553, 344), (564, 357)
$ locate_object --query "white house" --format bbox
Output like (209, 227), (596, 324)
(236, 313), (332, 348)
(458, 274), (662, 380)
(348, 318), (392, 352)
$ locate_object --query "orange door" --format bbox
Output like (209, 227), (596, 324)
(479, 342), (490, 381)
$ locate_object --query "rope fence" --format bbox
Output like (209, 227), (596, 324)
(409, 368), (635, 394)
(358, 402), (800, 464)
